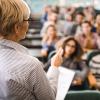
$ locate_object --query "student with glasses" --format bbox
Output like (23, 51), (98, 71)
(44, 36), (89, 90)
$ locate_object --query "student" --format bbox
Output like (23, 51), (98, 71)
(44, 36), (89, 90)
(76, 21), (98, 53)
(41, 25), (58, 59)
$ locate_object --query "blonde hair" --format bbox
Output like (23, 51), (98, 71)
(0, 0), (30, 36)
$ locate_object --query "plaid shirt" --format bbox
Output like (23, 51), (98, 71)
(0, 39), (59, 100)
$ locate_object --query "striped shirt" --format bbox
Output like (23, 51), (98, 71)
(0, 39), (59, 100)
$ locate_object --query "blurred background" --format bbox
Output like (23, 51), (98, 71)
(25, 0), (100, 15)
(21, 0), (100, 60)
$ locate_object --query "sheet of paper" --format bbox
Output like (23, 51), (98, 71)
(56, 67), (75, 100)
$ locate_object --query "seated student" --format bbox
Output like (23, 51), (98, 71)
(40, 5), (52, 25)
(94, 32), (100, 50)
(44, 36), (89, 90)
(71, 12), (84, 36)
(75, 21), (99, 53)
(75, 21), (100, 60)
(87, 50), (100, 90)
(40, 11), (58, 37)
(94, 15), (100, 49)
(41, 25), (59, 62)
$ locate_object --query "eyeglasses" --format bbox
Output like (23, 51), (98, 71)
(23, 18), (33, 22)
(66, 43), (76, 48)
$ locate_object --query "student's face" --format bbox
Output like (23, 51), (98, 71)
(47, 26), (56, 37)
(49, 13), (58, 22)
(76, 15), (83, 24)
(86, 14), (93, 21)
(82, 23), (91, 34)
(65, 40), (76, 57)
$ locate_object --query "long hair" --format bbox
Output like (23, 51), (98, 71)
(62, 36), (83, 60)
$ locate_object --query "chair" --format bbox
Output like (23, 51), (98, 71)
(65, 90), (100, 100)
(86, 50), (100, 66)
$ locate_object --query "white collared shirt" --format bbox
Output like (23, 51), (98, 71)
(0, 39), (59, 100)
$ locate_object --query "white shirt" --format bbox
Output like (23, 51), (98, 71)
(0, 39), (59, 100)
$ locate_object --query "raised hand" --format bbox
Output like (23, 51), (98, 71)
(51, 48), (63, 68)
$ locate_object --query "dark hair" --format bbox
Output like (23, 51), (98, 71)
(52, 6), (59, 14)
(76, 12), (84, 17)
(62, 36), (83, 60)
(82, 20), (92, 27)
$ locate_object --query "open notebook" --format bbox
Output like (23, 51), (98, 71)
(56, 67), (75, 100)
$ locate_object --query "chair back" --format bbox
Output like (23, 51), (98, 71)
(65, 90), (100, 100)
